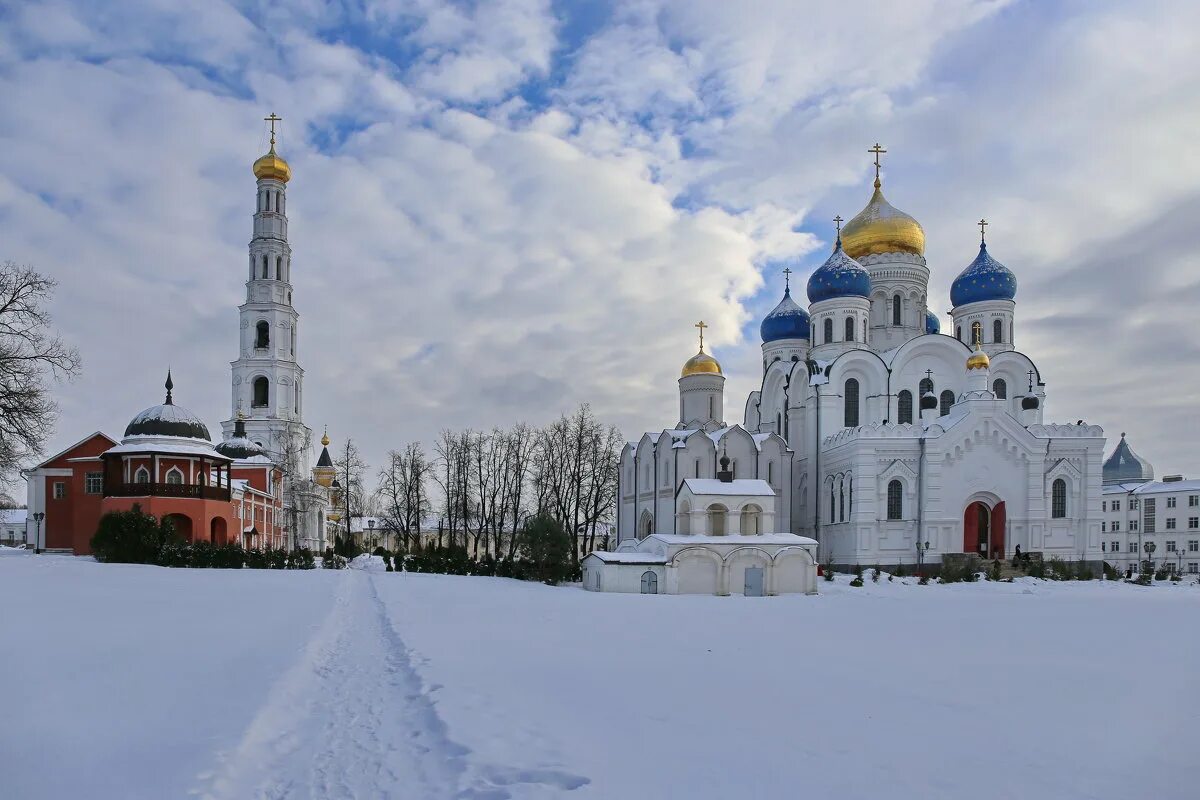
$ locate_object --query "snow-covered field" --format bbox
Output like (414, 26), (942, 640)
(2, 551), (1197, 799)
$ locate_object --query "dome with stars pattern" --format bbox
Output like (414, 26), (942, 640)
(951, 242), (1017, 307)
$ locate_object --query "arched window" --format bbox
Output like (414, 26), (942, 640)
(993, 319), (1003, 343)
(844, 378), (860, 427)
(863, 319), (867, 341)
(892, 294), (902, 326)
(740, 504), (762, 535)
(261, 255), (268, 279)
(829, 483), (835, 524)
(677, 500), (691, 535)
(971, 320), (982, 345)
(844, 316), (855, 341)
(887, 480), (902, 520)
(897, 390), (913, 424)
(940, 389), (954, 416)
(956, 325), (962, 342)
(1052, 478), (1067, 518)
(165, 468), (183, 485)
(838, 482), (845, 522)
(275, 256), (282, 280)
(707, 504), (727, 536)
(253, 376), (269, 408)
(993, 379), (1007, 399)
(255, 321), (270, 349)
(823, 317), (833, 344)
(919, 377), (934, 396)
(134, 466), (150, 484)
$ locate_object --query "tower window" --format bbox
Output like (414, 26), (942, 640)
(993, 319), (1003, 343)
(1052, 478), (1067, 518)
(261, 255), (268, 279)
(253, 377), (269, 408)
(897, 390), (913, 424)
(844, 317), (854, 342)
(993, 379), (1007, 399)
(892, 294), (901, 326)
(823, 318), (833, 344)
(255, 321), (270, 349)
(887, 479), (902, 520)
(844, 378), (859, 427)
(919, 377), (934, 396)
(971, 320), (982, 345)
(276, 256), (282, 280)
(956, 325), (962, 342)
(939, 389), (954, 416)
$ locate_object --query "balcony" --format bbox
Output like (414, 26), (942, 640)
(104, 482), (232, 502)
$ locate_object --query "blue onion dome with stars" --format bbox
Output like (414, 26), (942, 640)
(760, 274), (811, 342)
(807, 239), (871, 304)
(951, 240), (1017, 307)
(925, 310), (940, 334)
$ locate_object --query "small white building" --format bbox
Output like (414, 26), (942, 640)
(584, 463), (818, 596)
(0, 508), (28, 546)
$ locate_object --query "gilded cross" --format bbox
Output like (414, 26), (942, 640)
(868, 143), (886, 184)
(978, 218), (988, 244)
(264, 113), (282, 148)
(694, 320), (708, 351)
(782, 267), (793, 291)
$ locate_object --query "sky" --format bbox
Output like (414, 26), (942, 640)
(1, 0), (1197, 488)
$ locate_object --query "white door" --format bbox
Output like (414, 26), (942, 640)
(744, 566), (765, 597)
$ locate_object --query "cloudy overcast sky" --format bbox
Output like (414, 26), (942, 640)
(1, 0), (1197, 486)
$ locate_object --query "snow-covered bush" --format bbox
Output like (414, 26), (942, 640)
(288, 548), (316, 570)
(849, 577), (864, 587)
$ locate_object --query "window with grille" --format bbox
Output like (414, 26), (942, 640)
(919, 377), (933, 396)
(1144, 498), (1156, 533)
(85, 472), (103, 495)
(53, 482), (65, 499)
(939, 389), (954, 416)
(824, 318), (833, 343)
(1052, 479), (1067, 518)
(897, 390), (913, 424)
(844, 317), (855, 341)
(992, 379), (1007, 399)
(892, 295), (901, 326)
(844, 379), (859, 427)
(887, 480), (902, 520)
(993, 319), (1003, 343)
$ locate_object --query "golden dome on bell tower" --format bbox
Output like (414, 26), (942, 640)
(839, 143), (924, 260)
(252, 113), (291, 183)
(680, 320), (723, 377)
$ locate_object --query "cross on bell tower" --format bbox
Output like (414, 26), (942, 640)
(695, 320), (708, 352)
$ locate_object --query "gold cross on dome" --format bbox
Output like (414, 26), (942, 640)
(978, 218), (989, 244)
(264, 113), (282, 148)
(868, 143), (886, 185)
(694, 320), (708, 351)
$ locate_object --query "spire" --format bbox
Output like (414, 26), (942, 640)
(868, 142), (886, 189)
(164, 369), (174, 405)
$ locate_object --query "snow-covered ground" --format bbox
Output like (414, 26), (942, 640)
(2, 551), (1197, 799)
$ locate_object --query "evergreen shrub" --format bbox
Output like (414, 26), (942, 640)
(91, 504), (179, 564)
(849, 577), (864, 587)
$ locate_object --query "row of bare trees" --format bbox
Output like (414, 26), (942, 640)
(371, 405), (621, 565)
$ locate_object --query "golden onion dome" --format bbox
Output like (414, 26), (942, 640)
(966, 341), (991, 371)
(840, 180), (924, 260)
(321, 430), (331, 447)
(681, 349), (722, 378)
(253, 147), (291, 183)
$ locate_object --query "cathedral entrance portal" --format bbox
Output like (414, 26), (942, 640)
(962, 500), (1006, 560)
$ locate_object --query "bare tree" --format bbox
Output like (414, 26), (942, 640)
(376, 442), (432, 553)
(334, 438), (368, 554)
(0, 262), (81, 486)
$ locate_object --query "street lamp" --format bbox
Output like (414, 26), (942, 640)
(1143, 540), (1156, 576)
(33, 511), (44, 554)
(915, 539), (931, 577)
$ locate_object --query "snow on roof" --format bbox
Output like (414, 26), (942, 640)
(105, 439), (231, 460)
(650, 533), (817, 546)
(583, 551), (667, 564)
(1132, 478), (1200, 495)
(681, 478), (775, 497)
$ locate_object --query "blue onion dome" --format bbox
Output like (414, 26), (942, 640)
(951, 242), (1017, 307)
(925, 310), (940, 334)
(124, 371), (211, 441)
(760, 286), (810, 342)
(807, 241), (871, 304)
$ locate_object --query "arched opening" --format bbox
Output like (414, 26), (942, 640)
(740, 504), (763, 535)
(211, 517), (228, 546)
(963, 500), (1006, 559)
(163, 513), (193, 543)
(892, 294), (902, 326)
(939, 389), (955, 416)
(165, 467), (184, 485)
(640, 570), (658, 594)
(261, 255), (269, 279)
(993, 319), (1003, 343)
(256, 321), (270, 349)
(706, 504), (728, 536)
(676, 500), (692, 534)
(919, 376), (934, 397)
(844, 378), (860, 427)
(275, 256), (282, 280)
(823, 317), (833, 344)
(897, 390), (913, 424)
(956, 325), (962, 341)
(134, 466), (150, 484)
(1052, 478), (1067, 518)
(887, 479), (903, 520)
(844, 316), (855, 341)
(638, 511), (654, 540)
(993, 379), (1007, 399)
(253, 377), (269, 408)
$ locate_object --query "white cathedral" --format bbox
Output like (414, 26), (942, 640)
(604, 152), (1107, 592)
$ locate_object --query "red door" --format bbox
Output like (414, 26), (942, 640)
(990, 502), (1006, 559)
(963, 503), (978, 553)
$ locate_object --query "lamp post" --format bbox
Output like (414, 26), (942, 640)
(1143, 540), (1156, 576)
(33, 511), (44, 554)
(915, 539), (931, 577)
(368, 517), (376, 552)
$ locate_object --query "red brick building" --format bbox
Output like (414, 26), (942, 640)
(25, 374), (286, 554)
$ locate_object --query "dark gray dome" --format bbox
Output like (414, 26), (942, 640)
(124, 371), (211, 441)
(215, 416), (265, 459)
(1103, 433), (1153, 484)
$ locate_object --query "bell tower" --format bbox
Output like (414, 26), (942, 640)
(222, 114), (312, 475)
